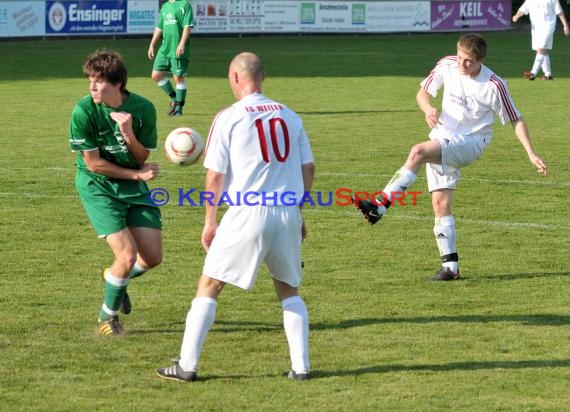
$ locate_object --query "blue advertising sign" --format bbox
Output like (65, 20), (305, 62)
(46, 0), (127, 35)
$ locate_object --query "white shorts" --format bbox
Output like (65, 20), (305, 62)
(426, 134), (488, 192)
(531, 25), (555, 50)
(202, 205), (303, 290)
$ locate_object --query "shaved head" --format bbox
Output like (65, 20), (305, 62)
(230, 52), (265, 81)
(228, 52), (266, 99)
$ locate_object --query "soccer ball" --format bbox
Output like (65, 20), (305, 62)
(164, 127), (204, 166)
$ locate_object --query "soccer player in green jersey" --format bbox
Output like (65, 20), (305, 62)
(148, 0), (194, 116)
(69, 50), (163, 337)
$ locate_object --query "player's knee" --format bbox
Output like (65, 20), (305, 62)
(408, 143), (427, 163)
(144, 252), (163, 268)
(116, 254), (137, 272)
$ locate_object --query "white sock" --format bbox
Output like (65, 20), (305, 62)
(531, 54), (544, 76)
(434, 215), (458, 273)
(541, 55), (551, 77)
(178, 297), (217, 372)
(377, 167), (417, 214)
(282, 296), (310, 374)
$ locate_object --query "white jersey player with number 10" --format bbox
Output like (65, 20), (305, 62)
(204, 93), (313, 207)
(156, 52), (315, 383)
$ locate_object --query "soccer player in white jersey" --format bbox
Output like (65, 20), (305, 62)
(354, 33), (547, 281)
(512, 0), (569, 80)
(156, 52), (315, 381)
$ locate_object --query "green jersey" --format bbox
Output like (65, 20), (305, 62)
(69, 90), (161, 235)
(69, 90), (157, 175)
(157, 0), (194, 60)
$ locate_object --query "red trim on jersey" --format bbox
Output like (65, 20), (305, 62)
(423, 55), (457, 91)
(205, 106), (232, 156)
(489, 74), (518, 121)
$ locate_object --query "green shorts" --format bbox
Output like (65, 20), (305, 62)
(153, 54), (189, 77)
(76, 171), (162, 237)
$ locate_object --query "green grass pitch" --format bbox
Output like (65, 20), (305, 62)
(1, 32), (570, 410)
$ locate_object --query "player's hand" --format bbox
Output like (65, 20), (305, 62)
(530, 154), (547, 175)
(148, 46), (155, 60)
(201, 223), (217, 251)
(301, 217), (308, 241)
(137, 162), (159, 181)
(110, 111), (135, 142)
(176, 45), (185, 57)
(425, 108), (440, 129)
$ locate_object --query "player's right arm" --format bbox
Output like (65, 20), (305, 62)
(512, 1), (528, 22)
(81, 149), (159, 181)
(148, 28), (162, 59)
(202, 169), (225, 251)
(416, 89), (439, 129)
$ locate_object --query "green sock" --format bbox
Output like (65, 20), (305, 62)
(159, 80), (175, 98)
(98, 271), (129, 321)
(176, 88), (187, 105)
(129, 262), (147, 280)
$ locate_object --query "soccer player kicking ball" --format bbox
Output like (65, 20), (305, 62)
(156, 52), (314, 382)
(354, 33), (547, 281)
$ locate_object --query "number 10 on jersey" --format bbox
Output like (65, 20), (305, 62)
(255, 118), (290, 163)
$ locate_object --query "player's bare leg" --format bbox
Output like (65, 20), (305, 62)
(354, 139), (441, 223)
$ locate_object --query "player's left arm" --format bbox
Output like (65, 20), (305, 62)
(297, 122), (315, 239)
(300, 162), (315, 240)
(511, 117), (547, 175)
(557, 11), (570, 35)
(176, 26), (191, 57)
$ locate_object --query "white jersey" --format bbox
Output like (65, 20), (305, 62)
(203, 93), (313, 206)
(421, 56), (521, 142)
(520, 0), (562, 31)
(519, 0), (562, 49)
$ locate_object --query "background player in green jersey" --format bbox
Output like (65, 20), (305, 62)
(148, 0), (194, 116)
(69, 50), (163, 337)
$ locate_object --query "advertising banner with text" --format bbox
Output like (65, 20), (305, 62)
(431, 0), (511, 31)
(0, 0), (511, 38)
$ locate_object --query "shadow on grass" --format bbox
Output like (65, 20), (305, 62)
(297, 109), (417, 116)
(154, 359), (570, 382)
(145, 313), (570, 335)
(480, 271), (570, 281)
(313, 358), (570, 378)
(311, 313), (570, 329)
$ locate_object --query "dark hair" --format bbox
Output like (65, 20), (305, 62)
(83, 50), (128, 92)
(457, 33), (488, 61)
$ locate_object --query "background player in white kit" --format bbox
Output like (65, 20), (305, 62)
(512, 0), (569, 80)
(156, 52), (315, 381)
(354, 33), (547, 281)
